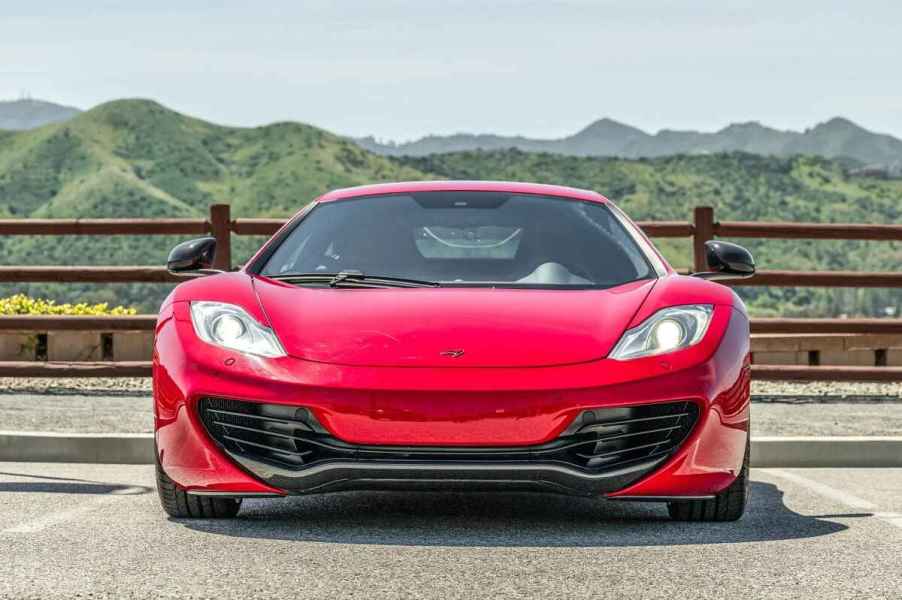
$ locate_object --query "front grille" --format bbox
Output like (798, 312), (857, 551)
(198, 398), (698, 475)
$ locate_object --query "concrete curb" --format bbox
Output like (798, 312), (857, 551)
(0, 431), (153, 464)
(751, 436), (902, 468)
(1, 432), (902, 467)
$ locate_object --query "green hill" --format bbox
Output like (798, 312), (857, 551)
(0, 99), (433, 309)
(1, 99), (900, 317)
(0, 99), (430, 219)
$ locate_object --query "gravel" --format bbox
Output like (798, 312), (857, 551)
(0, 377), (152, 397)
(751, 380), (902, 402)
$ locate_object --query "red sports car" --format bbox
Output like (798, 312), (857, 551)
(154, 181), (755, 521)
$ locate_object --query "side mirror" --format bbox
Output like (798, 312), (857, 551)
(693, 240), (755, 280)
(167, 237), (218, 275)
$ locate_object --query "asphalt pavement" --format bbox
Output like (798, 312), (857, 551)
(0, 463), (900, 599)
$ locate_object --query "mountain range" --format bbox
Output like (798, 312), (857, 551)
(0, 98), (900, 317)
(4, 98), (902, 169)
(357, 117), (902, 170)
(0, 99), (81, 131)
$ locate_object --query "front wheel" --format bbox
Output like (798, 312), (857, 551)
(667, 438), (749, 522)
(155, 453), (241, 519)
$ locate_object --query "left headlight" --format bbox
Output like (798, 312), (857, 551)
(609, 305), (713, 361)
(190, 301), (286, 358)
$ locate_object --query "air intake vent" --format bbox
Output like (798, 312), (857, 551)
(198, 397), (328, 468)
(198, 398), (698, 475)
(560, 400), (699, 471)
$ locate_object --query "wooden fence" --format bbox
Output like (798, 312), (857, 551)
(1, 204), (901, 380)
(2, 204), (902, 284)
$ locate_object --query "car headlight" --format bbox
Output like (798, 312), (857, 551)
(190, 301), (286, 358)
(609, 305), (713, 360)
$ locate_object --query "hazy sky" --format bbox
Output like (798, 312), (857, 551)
(3, 1), (901, 141)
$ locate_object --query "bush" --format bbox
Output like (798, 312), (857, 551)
(0, 294), (136, 316)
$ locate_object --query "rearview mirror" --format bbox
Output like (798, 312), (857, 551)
(167, 237), (218, 275)
(693, 240), (755, 280)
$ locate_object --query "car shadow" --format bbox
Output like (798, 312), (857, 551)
(175, 481), (850, 547)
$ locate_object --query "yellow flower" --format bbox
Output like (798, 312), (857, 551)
(0, 294), (137, 316)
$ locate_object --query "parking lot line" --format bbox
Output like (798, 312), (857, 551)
(1, 485), (144, 534)
(763, 468), (902, 529)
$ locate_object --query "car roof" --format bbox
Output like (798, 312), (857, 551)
(315, 181), (610, 204)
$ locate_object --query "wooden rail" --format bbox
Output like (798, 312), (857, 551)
(11, 265), (894, 287)
(637, 221), (698, 238)
(751, 319), (902, 334)
(732, 270), (902, 288)
(0, 315), (158, 331)
(0, 266), (179, 283)
(1, 203), (898, 284)
(715, 221), (902, 241)
(231, 218), (285, 236)
(0, 218), (208, 236)
(750, 365), (902, 382)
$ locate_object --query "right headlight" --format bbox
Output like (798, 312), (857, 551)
(609, 305), (713, 361)
(190, 301), (286, 358)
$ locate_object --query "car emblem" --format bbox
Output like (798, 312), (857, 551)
(439, 349), (465, 358)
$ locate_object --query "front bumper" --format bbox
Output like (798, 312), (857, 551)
(195, 397), (699, 496)
(154, 303), (750, 499)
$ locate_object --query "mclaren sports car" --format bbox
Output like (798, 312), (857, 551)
(154, 181), (755, 521)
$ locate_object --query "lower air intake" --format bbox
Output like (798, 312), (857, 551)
(198, 397), (699, 476)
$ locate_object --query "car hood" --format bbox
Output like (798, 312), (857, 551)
(253, 277), (656, 368)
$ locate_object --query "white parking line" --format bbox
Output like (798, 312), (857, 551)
(763, 469), (902, 529)
(1, 486), (144, 534)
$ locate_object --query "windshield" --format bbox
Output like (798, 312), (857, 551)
(257, 192), (656, 288)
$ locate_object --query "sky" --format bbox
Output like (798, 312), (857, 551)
(2, 0), (902, 141)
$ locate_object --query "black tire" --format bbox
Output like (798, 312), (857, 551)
(667, 438), (749, 522)
(155, 456), (241, 519)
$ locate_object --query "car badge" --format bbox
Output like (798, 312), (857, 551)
(439, 349), (465, 358)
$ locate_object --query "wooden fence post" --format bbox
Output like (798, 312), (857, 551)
(209, 204), (232, 271)
(693, 206), (715, 273)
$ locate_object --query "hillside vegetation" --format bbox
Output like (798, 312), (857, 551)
(1, 100), (900, 316)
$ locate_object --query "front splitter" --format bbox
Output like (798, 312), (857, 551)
(227, 454), (669, 497)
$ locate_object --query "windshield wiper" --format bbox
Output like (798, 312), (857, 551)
(266, 271), (441, 288)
